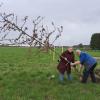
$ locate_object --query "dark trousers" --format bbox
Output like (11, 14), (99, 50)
(81, 63), (97, 83)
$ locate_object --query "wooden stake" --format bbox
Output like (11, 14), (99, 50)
(49, 49), (52, 55)
(62, 46), (64, 53)
(53, 46), (55, 61)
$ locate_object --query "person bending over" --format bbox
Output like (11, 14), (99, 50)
(71, 50), (97, 83)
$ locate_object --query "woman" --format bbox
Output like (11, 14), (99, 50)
(57, 47), (75, 82)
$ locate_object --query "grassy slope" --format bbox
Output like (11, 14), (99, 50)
(0, 47), (100, 100)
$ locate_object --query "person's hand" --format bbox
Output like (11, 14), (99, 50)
(70, 63), (75, 66)
(64, 58), (67, 61)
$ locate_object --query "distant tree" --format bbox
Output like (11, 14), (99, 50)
(90, 33), (100, 50)
(78, 43), (83, 48)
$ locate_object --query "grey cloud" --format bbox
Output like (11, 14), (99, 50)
(1, 0), (100, 46)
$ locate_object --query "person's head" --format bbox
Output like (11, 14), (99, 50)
(76, 49), (81, 56)
(67, 47), (73, 53)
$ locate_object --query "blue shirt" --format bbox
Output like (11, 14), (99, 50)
(80, 52), (97, 70)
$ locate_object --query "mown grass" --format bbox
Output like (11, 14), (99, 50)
(0, 47), (100, 100)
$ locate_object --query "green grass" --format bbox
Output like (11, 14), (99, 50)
(87, 50), (100, 57)
(0, 47), (100, 100)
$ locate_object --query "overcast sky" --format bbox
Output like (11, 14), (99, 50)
(0, 0), (100, 46)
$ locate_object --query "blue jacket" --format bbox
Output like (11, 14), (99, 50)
(80, 52), (97, 70)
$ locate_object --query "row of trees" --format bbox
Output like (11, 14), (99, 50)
(71, 33), (100, 50)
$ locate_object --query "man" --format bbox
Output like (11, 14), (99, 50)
(57, 47), (75, 82)
(71, 50), (97, 83)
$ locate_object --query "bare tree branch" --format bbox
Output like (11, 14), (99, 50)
(0, 11), (63, 51)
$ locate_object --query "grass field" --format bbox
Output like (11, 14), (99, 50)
(0, 47), (100, 100)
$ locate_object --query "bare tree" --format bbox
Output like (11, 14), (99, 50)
(0, 12), (63, 52)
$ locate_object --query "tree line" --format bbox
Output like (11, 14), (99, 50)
(90, 33), (100, 50)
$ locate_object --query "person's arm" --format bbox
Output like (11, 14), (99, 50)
(60, 51), (69, 61)
(71, 61), (80, 66)
(60, 51), (66, 59)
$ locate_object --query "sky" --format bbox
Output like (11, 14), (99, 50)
(0, 0), (100, 46)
